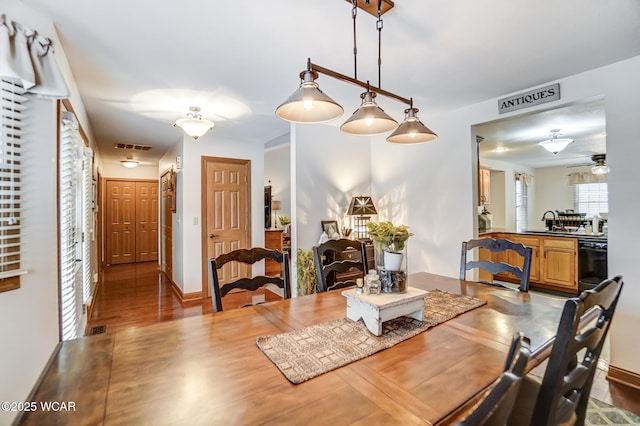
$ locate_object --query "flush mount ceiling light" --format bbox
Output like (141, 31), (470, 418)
(174, 106), (214, 140)
(539, 129), (574, 154)
(591, 154), (610, 174)
(120, 157), (139, 168)
(275, 0), (437, 144)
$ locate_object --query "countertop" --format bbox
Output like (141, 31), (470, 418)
(480, 228), (607, 241)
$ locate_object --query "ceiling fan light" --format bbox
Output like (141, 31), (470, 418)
(120, 158), (139, 168)
(340, 91), (398, 136)
(386, 107), (437, 144)
(275, 70), (344, 123)
(591, 164), (610, 175)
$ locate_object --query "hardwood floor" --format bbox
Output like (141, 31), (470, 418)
(87, 262), (640, 416)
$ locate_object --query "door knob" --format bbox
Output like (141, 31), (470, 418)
(209, 234), (218, 238)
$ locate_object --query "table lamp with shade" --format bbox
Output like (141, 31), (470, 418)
(347, 196), (377, 240)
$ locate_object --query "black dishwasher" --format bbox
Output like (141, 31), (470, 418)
(578, 238), (608, 292)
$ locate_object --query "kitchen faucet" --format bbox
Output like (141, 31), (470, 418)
(541, 210), (556, 230)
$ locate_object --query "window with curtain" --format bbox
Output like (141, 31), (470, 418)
(0, 79), (27, 292)
(574, 183), (608, 216)
(569, 172), (608, 216)
(515, 173), (529, 232)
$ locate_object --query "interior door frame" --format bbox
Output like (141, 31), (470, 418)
(200, 156), (252, 298)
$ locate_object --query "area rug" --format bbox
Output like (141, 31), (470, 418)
(586, 398), (640, 426)
(256, 289), (486, 384)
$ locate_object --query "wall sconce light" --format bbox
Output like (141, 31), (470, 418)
(174, 106), (215, 140)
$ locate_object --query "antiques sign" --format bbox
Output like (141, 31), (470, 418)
(498, 83), (560, 114)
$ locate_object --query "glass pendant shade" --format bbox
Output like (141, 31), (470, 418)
(275, 71), (344, 123)
(174, 116), (215, 140)
(386, 107), (437, 144)
(539, 138), (573, 154)
(340, 91), (398, 135)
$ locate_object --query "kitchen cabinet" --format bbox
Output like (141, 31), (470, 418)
(480, 232), (577, 293)
(505, 234), (540, 282)
(541, 237), (577, 291)
(479, 168), (490, 205)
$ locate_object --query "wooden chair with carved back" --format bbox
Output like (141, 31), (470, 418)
(460, 237), (533, 292)
(457, 332), (531, 426)
(208, 247), (291, 312)
(313, 238), (368, 292)
(507, 275), (623, 426)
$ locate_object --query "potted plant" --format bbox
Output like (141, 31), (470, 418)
(367, 221), (413, 292)
(296, 249), (317, 296)
(278, 215), (291, 233)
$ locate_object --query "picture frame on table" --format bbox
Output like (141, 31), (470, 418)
(321, 220), (341, 239)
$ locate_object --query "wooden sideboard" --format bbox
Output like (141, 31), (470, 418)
(264, 229), (289, 276)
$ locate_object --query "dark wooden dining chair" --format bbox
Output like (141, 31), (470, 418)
(460, 237), (533, 292)
(457, 333), (531, 426)
(507, 275), (624, 426)
(313, 238), (368, 292)
(208, 247), (291, 312)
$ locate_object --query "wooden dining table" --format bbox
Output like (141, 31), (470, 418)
(22, 272), (567, 425)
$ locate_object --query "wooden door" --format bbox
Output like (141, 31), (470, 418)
(106, 180), (135, 264)
(161, 171), (173, 280)
(202, 157), (250, 297)
(135, 182), (158, 262)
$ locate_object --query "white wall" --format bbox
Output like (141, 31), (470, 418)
(265, 144), (291, 224)
(164, 133), (267, 295)
(480, 158), (535, 231)
(1, 2), (93, 424)
(101, 162), (159, 179)
(372, 56), (640, 377)
(292, 124), (372, 252)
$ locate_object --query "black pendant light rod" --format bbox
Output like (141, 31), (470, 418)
(377, 0), (383, 88)
(307, 60), (412, 106)
(352, 0), (358, 80)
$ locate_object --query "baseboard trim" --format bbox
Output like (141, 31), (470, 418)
(12, 342), (63, 426)
(607, 365), (640, 390)
(167, 274), (203, 303)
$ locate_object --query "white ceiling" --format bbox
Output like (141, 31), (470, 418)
(19, 0), (640, 167)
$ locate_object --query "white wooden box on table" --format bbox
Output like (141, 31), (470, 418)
(341, 287), (429, 336)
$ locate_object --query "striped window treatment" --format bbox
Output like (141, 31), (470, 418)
(1, 15), (68, 294)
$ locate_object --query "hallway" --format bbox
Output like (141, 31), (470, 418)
(86, 262), (280, 334)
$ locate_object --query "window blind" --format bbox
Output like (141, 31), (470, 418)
(0, 79), (27, 292)
(82, 149), (93, 304)
(515, 174), (528, 232)
(59, 113), (84, 340)
(573, 182), (608, 217)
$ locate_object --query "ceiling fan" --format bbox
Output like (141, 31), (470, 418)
(568, 153), (609, 174)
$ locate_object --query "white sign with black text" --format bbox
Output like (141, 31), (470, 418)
(498, 83), (560, 114)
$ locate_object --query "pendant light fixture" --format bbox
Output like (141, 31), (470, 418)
(387, 100), (438, 144)
(174, 106), (214, 140)
(539, 129), (573, 154)
(340, 89), (398, 135)
(275, 68), (344, 123)
(275, 0), (437, 144)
